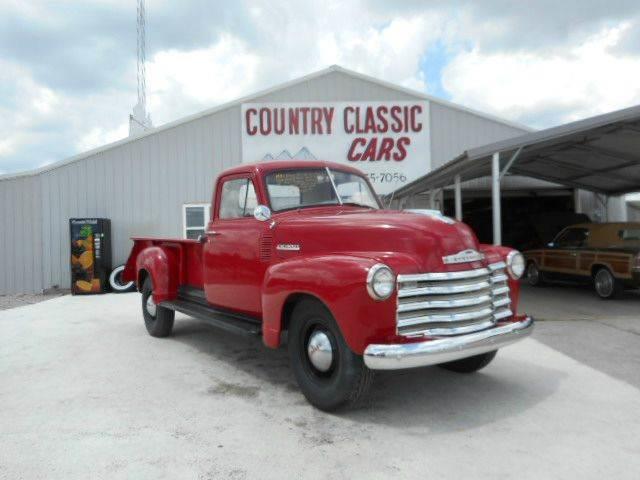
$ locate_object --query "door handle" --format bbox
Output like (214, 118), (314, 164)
(206, 230), (222, 237)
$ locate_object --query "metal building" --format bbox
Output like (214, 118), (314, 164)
(0, 65), (570, 294)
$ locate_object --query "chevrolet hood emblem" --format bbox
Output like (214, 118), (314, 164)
(442, 249), (484, 264)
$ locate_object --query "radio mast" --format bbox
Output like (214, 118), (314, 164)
(129, 0), (152, 135)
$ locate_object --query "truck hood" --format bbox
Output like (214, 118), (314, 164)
(273, 209), (482, 273)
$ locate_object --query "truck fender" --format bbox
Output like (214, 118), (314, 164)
(135, 246), (179, 304)
(261, 255), (397, 354)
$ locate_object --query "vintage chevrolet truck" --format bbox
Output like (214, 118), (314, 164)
(123, 160), (533, 411)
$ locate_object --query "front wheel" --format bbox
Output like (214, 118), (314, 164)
(526, 262), (545, 287)
(594, 267), (622, 299)
(438, 351), (497, 373)
(288, 299), (374, 411)
(141, 277), (175, 337)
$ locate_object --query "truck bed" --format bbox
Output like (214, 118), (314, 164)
(123, 237), (205, 289)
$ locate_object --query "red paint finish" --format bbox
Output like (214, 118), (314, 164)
(203, 173), (270, 316)
(123, 160), (528, 355)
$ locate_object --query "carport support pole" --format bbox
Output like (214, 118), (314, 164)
(491, 152), (502, 246)
(454, 175), (462, 221)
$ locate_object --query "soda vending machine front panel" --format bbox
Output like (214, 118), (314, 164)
(69, 218), (112, 294)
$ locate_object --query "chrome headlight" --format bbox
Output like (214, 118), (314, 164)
(506, 251), (525, 279)
(367, 264), (395, 300)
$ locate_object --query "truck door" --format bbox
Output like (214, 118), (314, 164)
(203, 174), (267, 317)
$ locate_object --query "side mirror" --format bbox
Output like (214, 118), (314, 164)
(253, 205), (272, 222)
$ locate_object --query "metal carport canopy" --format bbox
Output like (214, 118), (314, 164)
(395, 103), (640, 197)
(392, 103), (640, 246)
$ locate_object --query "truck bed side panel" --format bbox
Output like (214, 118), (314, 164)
(123, 238), (204, 293)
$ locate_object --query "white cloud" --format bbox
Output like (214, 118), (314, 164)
(146, 34), (261, 123)
(314, 14), (442, 91)
(441, 23), (640, 127)
(0, 138), (16, 157)
(75, 123), (129, 153)
(0, 54), (133, 172)
(143, 2), (440, 125)
(2, 0), (640, 174)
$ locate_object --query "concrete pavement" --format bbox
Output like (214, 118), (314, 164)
(1, 292), (640, 479)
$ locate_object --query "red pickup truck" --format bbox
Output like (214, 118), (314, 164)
(123, 160), (533, 411)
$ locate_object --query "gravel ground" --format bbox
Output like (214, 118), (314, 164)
(1, 289), (639, 479)
(0, 292), (67, 311)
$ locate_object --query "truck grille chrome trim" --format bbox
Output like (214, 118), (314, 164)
(396, 264), (513, 337)
(493, 308), (513, 320)
(490, 273), (508, 283)
(398, 268), (490, 282)
(488, 261), (507, 271)
(397, 293), (492, 312)
(397, 279), (490, 297)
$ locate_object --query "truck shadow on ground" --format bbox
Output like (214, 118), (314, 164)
(171, 318), (565, 433)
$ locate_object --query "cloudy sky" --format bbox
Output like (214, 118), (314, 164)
(1, 0), (639, 174)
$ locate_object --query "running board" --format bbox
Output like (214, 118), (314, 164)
(161, 299), (262, 337)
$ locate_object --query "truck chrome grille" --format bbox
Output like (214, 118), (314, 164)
(396, 262), (512, 337)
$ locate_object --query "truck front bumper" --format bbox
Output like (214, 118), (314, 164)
(363, 316), (534, 370)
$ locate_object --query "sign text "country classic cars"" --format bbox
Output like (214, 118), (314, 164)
(244, 104), (424, 162)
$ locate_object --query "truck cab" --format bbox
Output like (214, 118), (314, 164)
(123, 160), (533, 411)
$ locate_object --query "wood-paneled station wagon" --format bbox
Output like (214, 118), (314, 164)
(524, 223), (640, 299)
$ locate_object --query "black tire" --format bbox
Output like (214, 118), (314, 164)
(593, 267), (622, 300)
(438, 350), (497, 373)
(141, 276), (175, 337)
(109, 265), (136, 293)
(288, 299), (374, 411)
(526, 262), (545, 287)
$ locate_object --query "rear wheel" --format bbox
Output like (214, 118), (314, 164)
(526, 262), (545, 287)
(594, 267), (622, 299)
(141, 277), (175, 337)
(288, 299), (373, 411)
(438, 351), (497, 373)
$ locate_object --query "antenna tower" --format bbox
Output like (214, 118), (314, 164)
(130, 0), (152, 135)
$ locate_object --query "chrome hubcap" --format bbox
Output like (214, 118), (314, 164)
(595, 271), (613, 296)
(307, 330), (334, 372)
(145, 295), (157, 317)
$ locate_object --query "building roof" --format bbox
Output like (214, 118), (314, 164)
(222, 159), (363, 177)
(1, 65), (530, 182)
(393, 104), (640, 197)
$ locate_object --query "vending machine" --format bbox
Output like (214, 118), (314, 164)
(69, 218), (112, 294)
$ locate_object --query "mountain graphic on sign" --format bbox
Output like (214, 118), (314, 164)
(276, 149), (293, 160)
(262, 147), (317, 161)
(294, 147), (316, 160)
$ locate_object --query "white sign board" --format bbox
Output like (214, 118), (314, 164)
(241, 101), (430, 194)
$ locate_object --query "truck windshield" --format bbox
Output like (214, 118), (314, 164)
(265, 168), (380, 212)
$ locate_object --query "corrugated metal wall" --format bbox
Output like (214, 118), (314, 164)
(0, 175), (43, 293)
(429, 102), (527, 169)
(252, 70), (418, 103)
(37, 107), (243, 292)
(0, 69), (539, 294)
